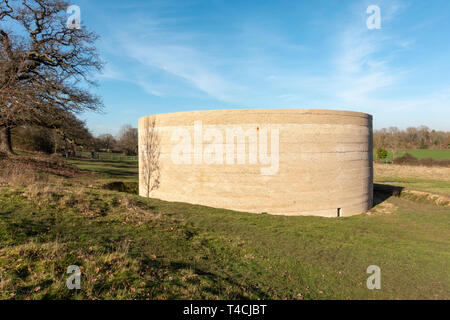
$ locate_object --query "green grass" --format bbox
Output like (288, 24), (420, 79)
(77, 152), (138, 162)
(375, 149), (450, 161)
(0, 157), (449, 300)
(374, 177), (450, 195)
(67, 158), (138, 182)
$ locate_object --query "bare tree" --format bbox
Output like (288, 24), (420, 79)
(374, 126), (450, 150)
(139, 117), (160, 198)
(117, 125), (138, 156)
(0, 0), (103, 154)
(388, 126), (399, 160)
(96, 134), (116, 152)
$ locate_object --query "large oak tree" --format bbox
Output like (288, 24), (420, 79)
(0, 0), (103, 154)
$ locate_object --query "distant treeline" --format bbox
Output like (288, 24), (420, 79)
(10, 124), (138, 157)
(374, 126), (450, 150)
(8, 124), (450, 158)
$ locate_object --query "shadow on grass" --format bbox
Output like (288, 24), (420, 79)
(95, 169), (137, 177)
(139, 255), (272, 299)
(72, 158), (137, 165)
(373, 183), (404, 206)
(70, 163), (137, 179)
(102, 181), (139, 195)
(16, 279), (55, 297)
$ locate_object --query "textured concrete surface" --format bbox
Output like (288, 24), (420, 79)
(139, 109), (373, 217)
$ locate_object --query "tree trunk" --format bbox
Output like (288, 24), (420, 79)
(53, 130), (58, 154)
(0, 127), (14, 155)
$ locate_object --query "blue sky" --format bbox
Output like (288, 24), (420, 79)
(74, 0), (450, 135)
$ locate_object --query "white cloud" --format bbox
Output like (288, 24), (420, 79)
(94, 0), (449, 130)
(96, 64), (123, 80)
(334, 23), (399, 104)
(123, 42), (240, 102)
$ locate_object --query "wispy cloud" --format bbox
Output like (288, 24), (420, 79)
(331, 0), (407, 105)
(330, 0), (450, 120)
(93, 0), (450, 130)
(334, 28), (399, 104)
(121, 40), (242, 102)
(96, 64), (123, 80)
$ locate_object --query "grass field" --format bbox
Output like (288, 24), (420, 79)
(375, 149), (450, 161)
(374, 163), (450, 195)
(77, 152), (138, 162)
(0, 156), (449, 300)
(67, 158), (138, 182)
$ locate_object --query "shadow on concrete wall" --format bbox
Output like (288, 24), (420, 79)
(373, 183), (404, 206)
(140, 117), (161, 198)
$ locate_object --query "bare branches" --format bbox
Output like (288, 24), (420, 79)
(1, 0), (102, 82)
(374, 127), (450, 150)
(0, 0), (103, 153)
(0, 0), (13, 20)
(0, 29), (12, 56)
(139, 118), (161, 197)
(118, 125), (138, 156)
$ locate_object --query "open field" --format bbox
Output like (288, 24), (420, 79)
(67, 158), (138, 183)
(77, 152), (138, 162)
(374, 163), (450, 195)
(0, 156), (449, 300)
(375, 149), (450, 161)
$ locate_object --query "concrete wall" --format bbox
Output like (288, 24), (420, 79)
(139, 109), (373, 217)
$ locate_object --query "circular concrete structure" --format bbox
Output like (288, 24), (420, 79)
(139, 109), (373, 217)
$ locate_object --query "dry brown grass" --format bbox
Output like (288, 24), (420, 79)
(0, 237), (142, 300)
(18, 182), (160, 224)
(401, 190), (450, 207)
(368, 201), (399, 215)
(374, 163), (450, 182)
(0, 154), (85, 187)
(0, 240), (68, 298)
(0, 160), (48, 186)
